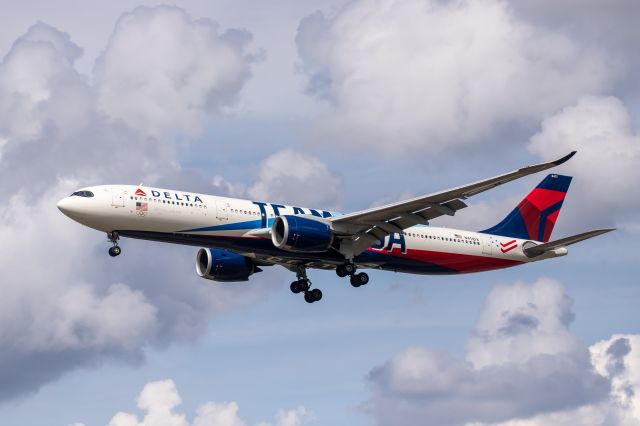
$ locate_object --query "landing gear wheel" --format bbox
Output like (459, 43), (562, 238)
(304, 289), (322, 303)
(336, 265), (348, 277)
(108, 246), (121, 257)
(344, 263), (355, 275)
(107, 232), (121, 257)
(350, 275), (361, 287)
(292, 266), (323, 303)
(310, 288), (322, 302)
(350, 272), (369, 287)
(356, 272), (369, 285)
(290, 279), (310, 294)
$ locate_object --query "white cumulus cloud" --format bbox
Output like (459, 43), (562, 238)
(467, 335), (640, 426)
(296, 0), (610, 154)
(95, 5), (257, 139)
(211, 149), (343, 210)
(529, 95), (640, 230)
(364, 278), (640, 426)
(101, 379), (309, 426)
(0, 8), (263, 402)
(248, 149), (343, 210)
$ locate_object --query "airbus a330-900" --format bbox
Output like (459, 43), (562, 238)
(57, 151), (612, 303)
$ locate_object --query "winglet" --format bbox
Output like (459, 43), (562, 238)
(552, 151), (577, 166)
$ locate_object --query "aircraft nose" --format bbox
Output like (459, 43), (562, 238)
(57, 197), (76, 216)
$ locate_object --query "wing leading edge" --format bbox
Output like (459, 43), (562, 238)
(331, 151), (577, 256)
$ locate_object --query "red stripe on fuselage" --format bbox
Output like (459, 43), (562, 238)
(372, 247), (522, 273)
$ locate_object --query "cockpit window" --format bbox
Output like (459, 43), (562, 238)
(70, 191), (94, 198)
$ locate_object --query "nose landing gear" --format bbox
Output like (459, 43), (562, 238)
(107, 232), (121, 257)
(290, 266), (322, 303)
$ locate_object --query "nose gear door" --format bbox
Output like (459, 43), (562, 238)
(111, 188), (125, 207)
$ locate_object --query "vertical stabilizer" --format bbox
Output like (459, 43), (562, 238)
(480, 174), (572, 242)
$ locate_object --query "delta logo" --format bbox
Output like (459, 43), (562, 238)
(500, 239), (518, 253)
(135, 188), (147, 196)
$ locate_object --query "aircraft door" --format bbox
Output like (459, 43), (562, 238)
(481, 236), (493, 255)
(111, 188), (125, 207)
(216, 200), (229, 220)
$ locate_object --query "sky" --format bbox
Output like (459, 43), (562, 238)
(0, 0), (639, 425)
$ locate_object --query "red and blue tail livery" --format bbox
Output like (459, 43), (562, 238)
(57, 152), (613, 304)
(481, 174), (571, 243)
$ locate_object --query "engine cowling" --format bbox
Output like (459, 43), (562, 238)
(271, 215), (333, 253)
(196, 248), (259, 282)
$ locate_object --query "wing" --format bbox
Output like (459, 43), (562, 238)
(331, 151), (577, 256)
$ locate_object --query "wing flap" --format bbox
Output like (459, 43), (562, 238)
(524, 228), (615, 257)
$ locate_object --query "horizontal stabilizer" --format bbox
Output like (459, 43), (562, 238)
(524, 228), (615, 257)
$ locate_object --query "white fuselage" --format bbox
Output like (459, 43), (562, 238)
(57, 184), (564, 275)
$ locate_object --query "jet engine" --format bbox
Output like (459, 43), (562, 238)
(271, 215), (333, 253)
(196, 248), (261, 282)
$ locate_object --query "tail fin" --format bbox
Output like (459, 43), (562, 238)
(481, 174), (572, 242)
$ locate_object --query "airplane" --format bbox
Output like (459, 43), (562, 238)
(57, 151), (613, 303)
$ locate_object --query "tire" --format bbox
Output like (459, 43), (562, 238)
(310, 288), (322, 302)
(304, 291), (316, 303)
(344, 263), (355, 275)
(357, 272), (369, 285)
(336, 265), (348, 277)
(290, 281), (302, 294)
(299, 279), (310, 292)
(109, 246), (121, 257)
(350, 275), (361, 287)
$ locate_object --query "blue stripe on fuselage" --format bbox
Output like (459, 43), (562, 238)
(178, 218), (274, 233)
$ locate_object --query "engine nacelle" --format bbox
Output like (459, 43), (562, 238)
(196, 248), (260, 282)
(271, 215), (333, 253)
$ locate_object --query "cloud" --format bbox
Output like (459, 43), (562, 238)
(466, 279), (580, 368)
(590, 335), (640, 425)
(364, 278), (638, 426)
(432, 95), (640, 235)
(259, 407), (309, 426)
(94, 5), (258, 139)
(99, 379), (309, 426)
(468, 335), (640, 426)
(0, 182), (156, 400)
(296, 0), (610, 154)
(0, 22), (88, 142)
(528, 96), (640, 230)
(511, 0), (640, 102)
(247, 149), (343, 209)
(212, 149), (344, 210)
(0, 9), (262, 402)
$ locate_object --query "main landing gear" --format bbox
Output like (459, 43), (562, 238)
(336, 263), (369, 287)
(107, 232), (121, 257)
(289, 266), (322, 303)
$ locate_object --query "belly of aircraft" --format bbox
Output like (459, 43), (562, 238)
(118, 230), (523, 275)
